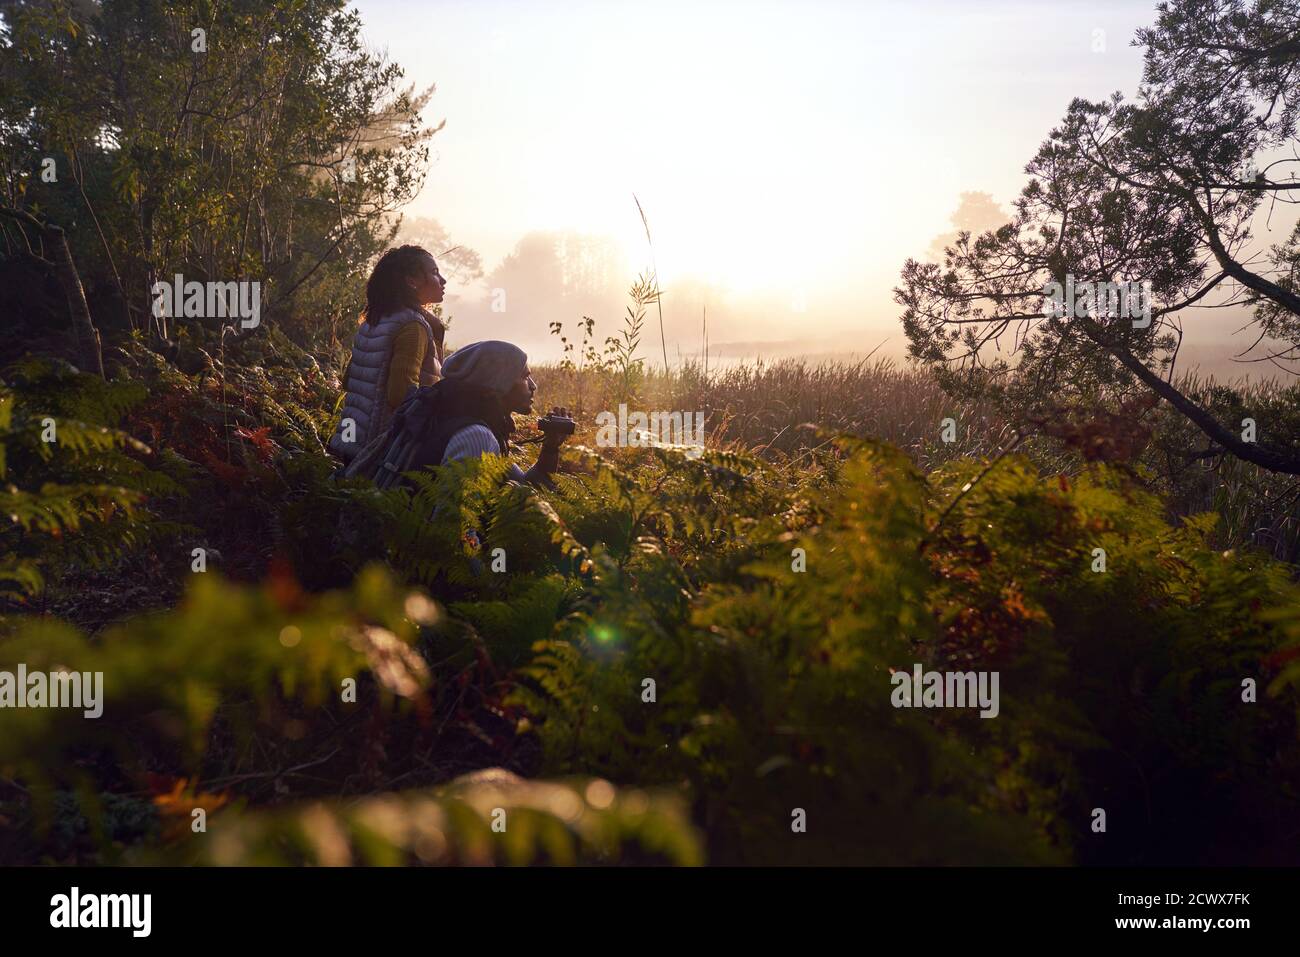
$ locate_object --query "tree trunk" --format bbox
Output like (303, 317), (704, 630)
(142, 203), (167, 344)
(47, 223), (105, 378)
(0, 206), (104, 379)
(1078, 315), (1300, 475)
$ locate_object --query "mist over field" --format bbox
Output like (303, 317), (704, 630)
(368, 0), (1297, 381)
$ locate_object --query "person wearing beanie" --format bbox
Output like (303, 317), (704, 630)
(436, 340), (570, 485)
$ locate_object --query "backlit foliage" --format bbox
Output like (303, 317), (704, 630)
(2, 346), (1299, 865)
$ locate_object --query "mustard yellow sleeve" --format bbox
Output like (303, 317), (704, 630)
(386, 323), (428, 412)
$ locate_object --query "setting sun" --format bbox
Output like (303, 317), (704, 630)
(360, 0), (1157, 357)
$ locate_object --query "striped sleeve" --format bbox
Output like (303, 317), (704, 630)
(440, 425), (528, 482)
(441, 425), (501, 464)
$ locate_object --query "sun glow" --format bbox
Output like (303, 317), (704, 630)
(361, 0), (1154, 352)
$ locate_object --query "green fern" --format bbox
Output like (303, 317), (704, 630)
(0, 367), (186, 600)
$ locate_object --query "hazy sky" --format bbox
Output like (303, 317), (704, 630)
(355, 0), (1243, 361)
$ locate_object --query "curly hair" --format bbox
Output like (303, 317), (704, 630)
(362, 244), (434, 324)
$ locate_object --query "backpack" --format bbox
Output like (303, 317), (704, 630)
(336, 382), (496, 491)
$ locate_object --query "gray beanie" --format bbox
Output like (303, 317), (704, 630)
(440, 340), (528, 395)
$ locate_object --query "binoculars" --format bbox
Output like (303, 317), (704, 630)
(537, 413), (576, 436)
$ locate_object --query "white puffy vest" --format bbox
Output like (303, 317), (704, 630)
(329, 308), (442, 462)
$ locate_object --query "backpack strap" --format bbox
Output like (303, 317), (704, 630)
(349, 380), (505, 491)
(373, 404), (494, 491)
(371, 384), (441, 490)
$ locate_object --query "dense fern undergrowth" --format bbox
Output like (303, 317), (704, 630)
(2, 334), (1300, 866)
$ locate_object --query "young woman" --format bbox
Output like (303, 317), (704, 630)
(433, 340), (570, 485)
(329, 245), (448, 463)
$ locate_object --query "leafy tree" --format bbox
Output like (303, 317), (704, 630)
(395, 215), (484, 286)
(0, 0), (437, 353)
(927, 191), (1010, 260)
(897, 0), (1300, 474)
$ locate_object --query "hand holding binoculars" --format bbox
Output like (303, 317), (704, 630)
(537, 410), (576, 437)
